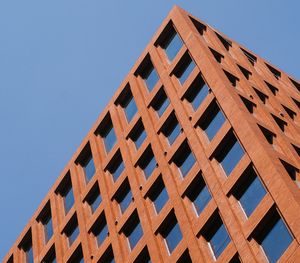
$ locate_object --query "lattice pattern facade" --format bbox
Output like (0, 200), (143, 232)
(3, 6), (300, 263)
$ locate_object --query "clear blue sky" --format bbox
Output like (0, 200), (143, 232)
(0, 0), (299, 259)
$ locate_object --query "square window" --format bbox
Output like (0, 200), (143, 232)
(160, 113), (182, 145)
(159, 213), (183, 254)
(98, 245), (115, 263)
(141, 62), (159, 92)
(123, 212), (143, 250)
(147, 176), (169, 214)
(174, 54), (196, 84)
(96, 115), (117, 153)
(41, 245), (56, 263)
(233, 166), (266, 217)
(150, 88), (170, 117)
(121, 91), (138, 123)
(185, 175), (211, 216)
(198, 102), (226, 141)
(64, 216), (79, 246)
(114, 179), (132, 214)
(85, 184), (102, 214)
(56, 174), (74, 215)
(216, 132), (245, 176)
(107, 150), (125, 182)
(255, 211), (293, 263)
(128, 121), (147, 149)
(20, 233), (34, 263)
(67, 246), (84, 263)
(138, 148), (157, 179)
(184, 75), (209, 110)
(133, 247), (151, 263)
(39, 206), (53, 244)
(177, 249), (192, 263)
(91, 213), (108, 247)
(173, 142), (196, 178)
(75, 144), (96, 182)
(161, 26), (183, 62)
(202, 214), (231, 259)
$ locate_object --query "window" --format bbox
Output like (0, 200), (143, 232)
(238, 65), (252, 80)
(254, 211), (293, 263)
(138, 147), (157, 179)
(215, 32), (232, 51)
(96, 115), (117, 153)
(160, 113), (182, 145)
(174, 53), (196, 84)
(39, 205), (53, 243)
(198, 102), (226, 141)
(64, 216), (79, 246)
(258, 125), (276, 146)
(123, 212), (143, 250)
(266, 63), (281, 79)
(282, 105), (296, 120)
(202, 214), (231, 259)
(289, 78), (300, 92)
(41, 246), (56, 263)
(272, 114), (287, 132)
(292, 98), (300, 109)
(106, 150), (125, 182)
(57, 174), (75, 215)
(141, 61), (159, 92)
(185, 175), (211, 216)
(159, 213), (183, 254)
(280, 159), (300, 186)
(91, 213), (108, 247)
(161, 25), (183, 62)
(184, 75), (209, 110)
(20, 233), (34, 263)
(224, 70), (239, 88)
(147, 176), (169, 214)
(79, 151), (96, 183)
(253, 87), (268, 104)
(177, 249), (192, 263)
(173, 142), (196, 178)
(128, 120), (147, 149)
(133, 247), (151, 263)
(209, 48), (223, 63)
(85, 184), (102, 214)
(150, 88), (170, 117)
(233, 166), (266, 217)
(215, 132), (245, 176)
(119, 88), (138, 123)
(241, 48), (257, 66)
(114, 179), (132, 214)
(67, 246), (84, 263)
(240, 95), (256, 114)
(265, 81), (278, 96)
(190, 17), (207, 36)
(98, 245), (115, 263)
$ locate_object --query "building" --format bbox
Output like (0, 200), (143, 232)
(3, 5), (300, 263)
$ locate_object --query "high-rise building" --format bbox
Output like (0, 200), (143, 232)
(3, 5), (300, 263)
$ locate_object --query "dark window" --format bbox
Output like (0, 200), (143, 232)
(6, 255), (13, 263)
(161, 26), (183, 62)
(185, 175), (211, 216)
(100, 118), (117, 153)
(128, 120), (147, 149)
(147, 176), (169, 214)
(272, 114), (287, 132)
(253, 87), (268, 104)
(198, 102), (226, 141)
(215, 32), (232, 51)
(177, 249), (192, 263)
(184, 75), (209, 110)
(85, 184), (102, 214)
(41, 245), (56, 263)
(106, 150), (125, 182)
(133, 247), (151, 263)
(215, 132), (245, 176)
(241, 48), (257, 66)
(254, 211), (293, 263)
(238, 65), (252, 80)
(202, 214), (231, 259)
(67, 246), (84, 263)
(159, 213), (183, 254)
(57, 175), (75, 215)
(280, 159), (299, 185)
(98, 245), (115, 263)
(91, 213), (108, 247)
(209, 48), (224, 63)
(173, 141), (196, 178)
(240, 95), (256, 114)
(282, 105), (296, 120)
(266, 64), (281, 79)
(265, 81), (278, 95)
(64, 216), (79, 246)
(120, 89), (138, 123)
(258, 125), (276, 146)
(289, 78), (300, 92)
(150, 88), (170, 117)
(160, 113), (182, 145)
(224, 70), (239, 88)
(114, 179), (132, 214)
(174, 54), (196, 84)
(122, 212), (143, 250)
(82, 154), (96, 183)
(40, 208), (53, 244)
(292, 98), (300, 109)
(20, 234), (34, 263)
(138, 148), (157, 179)
(233, 166), (266, 217)
(142, 62), (159, 92)
(190, 17), (207, 36)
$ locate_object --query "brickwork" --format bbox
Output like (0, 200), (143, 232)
(3, 5), (300, 263)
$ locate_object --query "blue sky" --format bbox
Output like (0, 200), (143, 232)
(0, 0), (299, 259)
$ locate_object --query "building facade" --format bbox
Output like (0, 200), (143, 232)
(3, 5), (300, 263)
